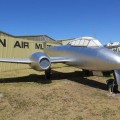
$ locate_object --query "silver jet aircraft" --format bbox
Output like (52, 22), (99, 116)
(0, 37), (120, 93)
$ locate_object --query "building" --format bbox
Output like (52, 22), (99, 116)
(105, 42), (120, 52)
(61, 38), (120, 53)
(0, 31), (61, 72)
(59, 38), (75, 45)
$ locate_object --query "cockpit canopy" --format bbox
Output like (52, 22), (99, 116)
(68, 37), (102, 47)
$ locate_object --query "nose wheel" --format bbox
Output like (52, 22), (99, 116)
(106, 79), (119, 94)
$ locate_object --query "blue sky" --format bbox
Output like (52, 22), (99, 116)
(0, 0), (120, 44)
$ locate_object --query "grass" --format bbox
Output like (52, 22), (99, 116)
(0, 64), (120, 120)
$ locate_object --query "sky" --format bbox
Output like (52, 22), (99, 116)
(0, 0), (120, 44)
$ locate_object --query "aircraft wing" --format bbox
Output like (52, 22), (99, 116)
(0, 57), (71, 64)
(0, 58), (32, 64)
(0, 57), (71, 63)
(50, 57), (72, 63)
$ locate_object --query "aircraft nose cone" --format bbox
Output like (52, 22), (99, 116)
(113, 54), (120, 63)
(97, 48), (120, 70)
(106, 51), (120, 69)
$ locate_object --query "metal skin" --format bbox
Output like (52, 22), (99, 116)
(44, 38), (120, 89)
(30, 52), (51, 71)
(0, 36), (120, 92)
(45, 45), (120, 71)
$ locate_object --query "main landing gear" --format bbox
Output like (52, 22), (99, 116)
(44, 68), (52, 83)
(82, 69), (93, 76)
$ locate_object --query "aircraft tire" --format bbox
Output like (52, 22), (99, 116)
(82, 69), (93, 76)
(106, 79), (119, 93)
(44, 68), (52, 83)
(82, 69), (90, 76)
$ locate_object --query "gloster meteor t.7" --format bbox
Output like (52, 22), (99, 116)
(0, 37), (120, 93)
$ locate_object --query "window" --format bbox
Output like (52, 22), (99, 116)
(68, 37), (102, 47)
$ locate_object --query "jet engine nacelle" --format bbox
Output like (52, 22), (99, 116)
(30, 52), (51, 71)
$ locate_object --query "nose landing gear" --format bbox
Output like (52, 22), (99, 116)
(106, 79), (119, 94)
(106, 70), (120, 94)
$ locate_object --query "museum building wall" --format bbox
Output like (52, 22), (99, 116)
(0, 31), (61, 72)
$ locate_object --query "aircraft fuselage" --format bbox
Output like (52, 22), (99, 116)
(45, 45), (120, 71)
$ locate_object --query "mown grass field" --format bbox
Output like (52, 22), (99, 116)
(0, 64), (120, 120)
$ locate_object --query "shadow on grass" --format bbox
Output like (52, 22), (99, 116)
(52, 70), (107, 91)
(0, 70), (107, 91)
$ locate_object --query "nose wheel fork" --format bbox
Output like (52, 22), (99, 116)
(106, 79), (119, 94)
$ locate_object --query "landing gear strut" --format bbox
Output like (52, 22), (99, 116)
(106, 71), (119, 94)
(82, 69), (92, 76)
(106, 79), (118, 94)
(44, 68), (52, 83)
